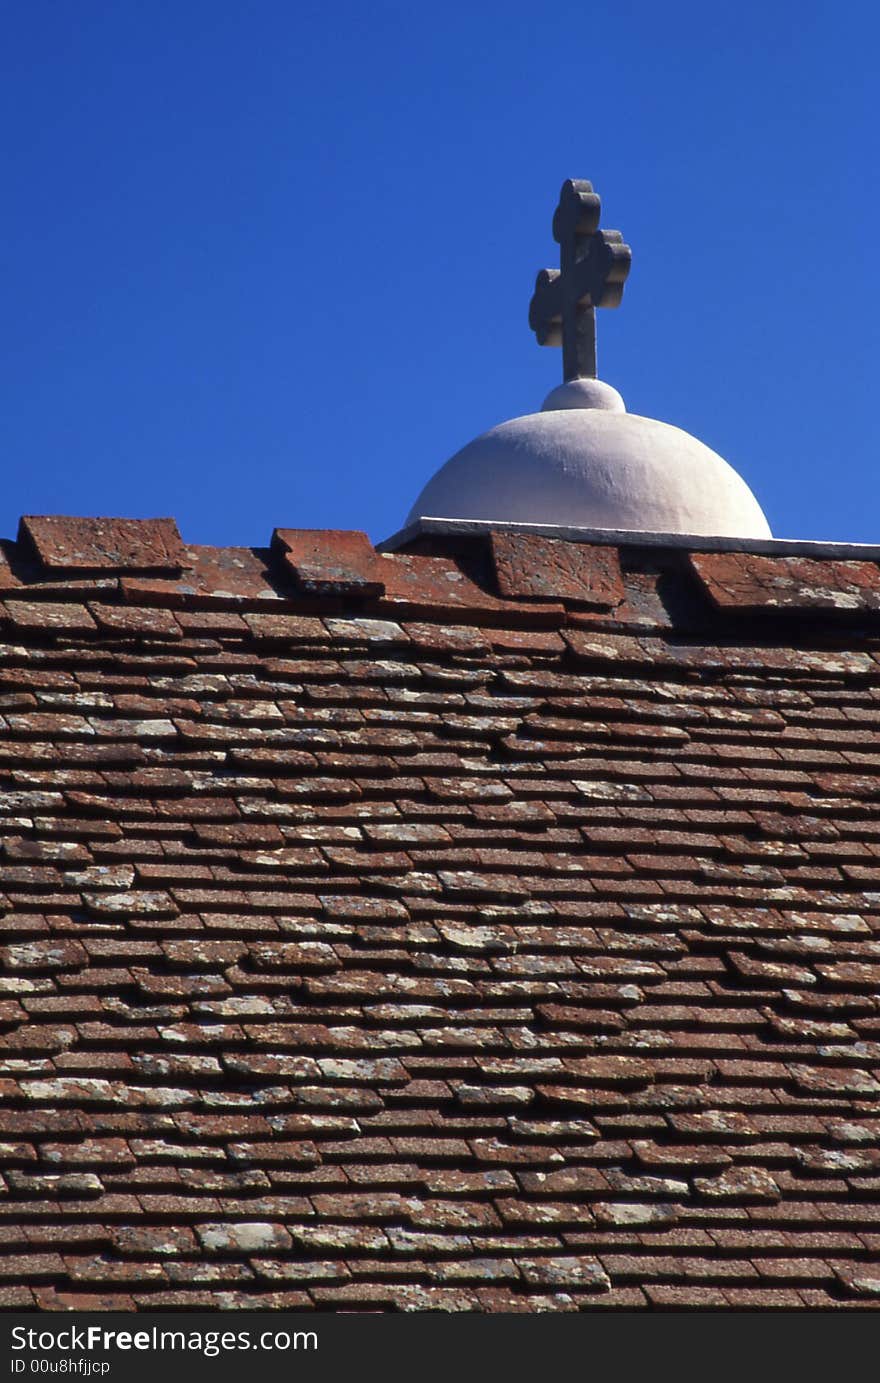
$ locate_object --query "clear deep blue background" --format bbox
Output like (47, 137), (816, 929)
(2, 1), (877, 548)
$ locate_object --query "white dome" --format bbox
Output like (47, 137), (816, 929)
(406, 382), (772, 540)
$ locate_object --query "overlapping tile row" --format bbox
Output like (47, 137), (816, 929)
(1, 517), (880, 1311)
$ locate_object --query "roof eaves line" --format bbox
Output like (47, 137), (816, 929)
(379, 518), (880, 561)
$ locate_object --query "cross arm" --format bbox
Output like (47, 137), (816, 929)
(575, 230), (631, 308)
(528, 269), (563, 345)
(528, 230), (632, 342)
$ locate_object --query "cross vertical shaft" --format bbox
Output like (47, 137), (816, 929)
(565, 304), (596, 382)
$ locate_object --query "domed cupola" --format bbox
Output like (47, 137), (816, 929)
(405, 179), (771, 541)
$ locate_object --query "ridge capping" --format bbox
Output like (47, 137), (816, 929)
(381, 516), (880, 561)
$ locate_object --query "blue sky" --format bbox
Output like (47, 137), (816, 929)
(1, 1), (877, 547)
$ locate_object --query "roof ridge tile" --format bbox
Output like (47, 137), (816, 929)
(20, 516), (188, 576)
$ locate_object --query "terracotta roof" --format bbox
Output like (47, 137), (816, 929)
(1, 514), (880, 1311)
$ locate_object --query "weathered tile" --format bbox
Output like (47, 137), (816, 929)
(491, 532), (624, 607)
(20, 516), (187, 574)
(690, 551), (880, 615)
(273, 529), (385, 596)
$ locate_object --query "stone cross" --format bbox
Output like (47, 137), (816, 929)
(528, 179), (632, 381)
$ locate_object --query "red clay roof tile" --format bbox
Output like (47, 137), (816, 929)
(691, 550), (880, 615)
(20, 516), (187, 575)
(273, 528), (386, 596)
(490, 532), (625, 607)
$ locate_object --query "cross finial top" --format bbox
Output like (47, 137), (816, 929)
(528, 180), (632, 382)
